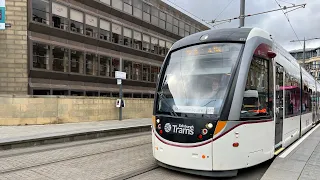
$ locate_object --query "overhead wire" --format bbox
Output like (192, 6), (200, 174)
(212, 0), (236, 23)
(274, 0), (303, 48)
(165, 0), (215, 29)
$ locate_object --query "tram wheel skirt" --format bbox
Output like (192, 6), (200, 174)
(156, 160), (238, 178)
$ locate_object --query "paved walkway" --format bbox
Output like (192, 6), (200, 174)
(0, 118), (151, 144)
(261, 124), (320, 180)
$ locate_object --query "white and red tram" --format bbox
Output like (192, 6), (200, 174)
(151, 27), (320, 177)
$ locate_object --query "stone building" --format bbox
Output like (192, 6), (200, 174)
(0, 0), (209, 97)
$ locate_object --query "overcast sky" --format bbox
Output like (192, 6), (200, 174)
(162, 0), (320, 51)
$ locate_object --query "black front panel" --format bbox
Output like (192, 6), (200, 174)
(155, 115), (217, 143)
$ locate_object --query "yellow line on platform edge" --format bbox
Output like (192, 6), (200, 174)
(274, 147), (284, 155)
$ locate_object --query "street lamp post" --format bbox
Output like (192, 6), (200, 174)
(290, 37), (320, 68)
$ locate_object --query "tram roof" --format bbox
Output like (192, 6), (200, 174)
(170, 28), (253, 51)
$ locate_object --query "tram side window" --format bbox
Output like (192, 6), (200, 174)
(284, 74), (300, 118)
(302, 86), (312, 113)
(240, 57), (270, 118)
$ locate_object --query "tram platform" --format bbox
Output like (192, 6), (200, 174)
(261, 123), (320, 180)
(0, 118), (151, 150)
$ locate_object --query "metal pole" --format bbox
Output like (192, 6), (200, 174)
(240, 0), (245, 27)
(119, 81), (123, 121)
(303, 37), (306, 68)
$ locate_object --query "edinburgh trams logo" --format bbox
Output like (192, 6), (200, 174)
(163, 123), (194, 135)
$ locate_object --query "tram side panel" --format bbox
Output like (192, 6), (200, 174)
(212, 121), (274, 170)
(282, 116), (300, 148)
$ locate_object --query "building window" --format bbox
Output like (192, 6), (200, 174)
(151, 37), (158, 54)
(133, 0), (142, 19)
(70, 9), (84, 34)
(85, 14), (98, 38)
(32, 0), (49, 25)
(151, 7), (159, 26)
(166, 14), (173, 32)
(33, 89), (51, 95)
(143, 3), (151, 22)
(132, 63), (142, 81)
(151, 66), (159, 82)
(173, 25), (178, 34)
(112, 23), (122, 44)
(71, 91), (84, 96)
(123, 60), (133, 79)
(159, 11), (166, 29)
(100, 55), (111, 77)
(159, 11), (166, 21)
(100, 19), (111, 41)
(159, 40), (166, 56)
(142, 34), (150, 52)
(86, 91), (99, 96)
(85, 53), (98, 76)
(100, 92), (111, 97)
(112, 0), (123, 10)
(123, 27), (132, 47)
(124, 0), (133, 14)
(143, 64), (150, 81)
(185, 24), (190, 36)
(179, 21), (185, 36)
(185, 24), (190, 32)
(179, 28), (184, 37)
(52, 2), (68, 30)
(133, 93), (142, 98)
(112, 58), (120, 77)
(166, 42), (172, 53)
(166, 22), (172, 32)
(133, 31), (142, 50)
(52, 46), (69, 72)
(53, 90), (68, 96)
(33, 42), (49, 70)
(173, 18), (179, 27)
(151, 16), (158, 26)
(159, 19), (166, 29)
(70, 50), (84, 73)
(191, 26), (196, 34)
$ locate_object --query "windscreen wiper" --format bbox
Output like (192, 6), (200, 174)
(157, 91), (178, 117)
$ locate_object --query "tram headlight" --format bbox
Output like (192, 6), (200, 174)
(206, 123), (213, 129)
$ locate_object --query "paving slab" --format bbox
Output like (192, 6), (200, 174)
(0, 118), (151, 150)
(261, 124), (320, 180)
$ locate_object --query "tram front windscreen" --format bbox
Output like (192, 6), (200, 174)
(156, 43), (243, 118)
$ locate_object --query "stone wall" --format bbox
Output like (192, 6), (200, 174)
(0, 95), (154, 125)
(0, 0), (28, 94)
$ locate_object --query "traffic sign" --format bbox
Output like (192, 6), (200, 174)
(0, 0), (5, 30)
(115, 71), (126, 79)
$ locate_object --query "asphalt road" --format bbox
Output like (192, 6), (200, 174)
(0, 132), (272, 180)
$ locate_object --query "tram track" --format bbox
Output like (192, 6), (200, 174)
(0, 132), (151, 175)
(110, 165), (160, 180)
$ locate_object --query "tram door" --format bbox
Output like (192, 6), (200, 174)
(275, 64), (284, 148)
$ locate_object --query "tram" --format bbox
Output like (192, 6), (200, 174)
(151, 27), (320, 177)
